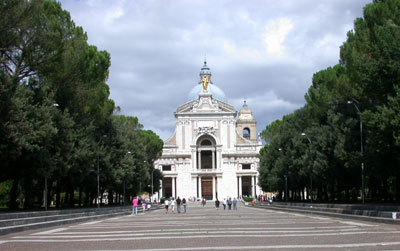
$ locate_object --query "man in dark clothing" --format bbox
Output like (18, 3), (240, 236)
(215, 198), (220, 209)
(227, 197), (232, 210)
(176, 197), (182, 213)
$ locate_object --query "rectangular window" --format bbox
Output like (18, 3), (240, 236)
(242, 164), (251, 170)
(162, 165), (171, 171)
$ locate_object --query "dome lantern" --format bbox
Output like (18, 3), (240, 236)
(187, 61), (227, 102)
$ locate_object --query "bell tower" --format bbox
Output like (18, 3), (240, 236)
(236, 101), (257, 142)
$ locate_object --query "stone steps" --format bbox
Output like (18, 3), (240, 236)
(253, 202), (400, 225)
(0, 204), (162, 236)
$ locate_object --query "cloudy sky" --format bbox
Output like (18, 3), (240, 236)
(60, 0), (371, 140)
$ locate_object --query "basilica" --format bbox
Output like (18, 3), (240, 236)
(153, 62), (263, 201)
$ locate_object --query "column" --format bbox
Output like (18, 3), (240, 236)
(217, 149), (222, 170)
(196, 177), (199, 197)
(174, 177), (177, 198)
(254, 176), (257, 198)
(172, 177), (176, 199)
(237, 177), (239, 198)
(251, 175), (255, 197)
(198, 176), (202, 199)
(239, 176), (242, 198)
(215, 177), (218, 200)
(212, 176), (216, 200)
(198, 151), (201, 169)
(159, 179), (163, 200)
(212, 150), (215, 170)
(192, 150), (196, 171)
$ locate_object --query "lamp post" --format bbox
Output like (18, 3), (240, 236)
(301, 133), (313, 203)
(97, 135), (107, 208)
(44, 175), (48, 211)
(284, 174), (288, 202)
(124, 151), (132, 206)
(348, 101), (365, 204)
(278, 148), (288, 202)
(151, 168), (154, 202)
(44, 103), (59, 210)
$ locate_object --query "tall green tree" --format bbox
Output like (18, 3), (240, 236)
(259, 0), (400, 202)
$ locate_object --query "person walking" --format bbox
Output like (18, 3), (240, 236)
(202, 198), (206, 207)
(227, 197), (232, 210)
(182, 198), (187, 213)
(222, 198), (226, 210)
(142, 201), (146, 213)
(233, 197), (237, 210)
(171, 197), (176, 213)
(251, 198), (255, 207)
(215, 198), (220, 209)
(176, 197), (182, 214)
(164, 198), (169, 214)
(132, 197), (139, 215)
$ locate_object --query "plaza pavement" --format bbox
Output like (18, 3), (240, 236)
(1, 202), (400, 250)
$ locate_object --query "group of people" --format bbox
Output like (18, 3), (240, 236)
(215, 197), (237, 210)
(132, 195), (244, 216)
(258, 195), (274, 205)
(164, 197), (187, 214)
(131, 197), (150, 215)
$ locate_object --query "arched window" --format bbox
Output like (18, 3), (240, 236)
(201, 139), (212, 146)
(243, 128), (250, 139)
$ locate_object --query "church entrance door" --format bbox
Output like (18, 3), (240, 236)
(242, 176), (251, 197)
(163, 177), (172, 198)
(201, 178), (213, 200)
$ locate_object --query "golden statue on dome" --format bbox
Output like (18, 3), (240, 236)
(201, 75), (209, 92)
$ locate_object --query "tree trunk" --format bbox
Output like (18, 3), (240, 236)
(108, 190), (113, 205)
(396, 172), (400, 202)
(9, 177), (20, 209)
(23, 178), (32, 209)
(64, 190), (69, 206)
(47, 180), (52, 208)
(56, 183), (61, 208)
(78, 187), (82, 207)
(383, 179), (388, 202)
(69, 188), (74, 207)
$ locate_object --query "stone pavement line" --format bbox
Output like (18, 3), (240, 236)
(1, 203), (400, 250)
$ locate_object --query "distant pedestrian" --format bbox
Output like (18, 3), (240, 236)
(164, 199), (169, 213)
(251, 199), (255, 207)
(223, 198), (226, 210)
(215, 198), (220, 209)
(202, 198), (206, 207)
(227, 197), (232, 210)
(176, 197), (182, 213)
(142, 202), (146, 212)
(182, 198), (187, 213)
(132, 197), (139, 215)
(171, 198), (176, 213)
(233, 198), (237, 210)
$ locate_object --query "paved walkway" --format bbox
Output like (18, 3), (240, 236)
(1, 202), (400, 250)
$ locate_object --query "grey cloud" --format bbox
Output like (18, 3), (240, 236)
(61, 0), (372, 140)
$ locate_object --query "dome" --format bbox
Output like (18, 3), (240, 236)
(187, 61), (227, 102)
(187, 84), (227, 102)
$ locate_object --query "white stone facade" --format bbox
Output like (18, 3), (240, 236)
(153, 62), (263, 201)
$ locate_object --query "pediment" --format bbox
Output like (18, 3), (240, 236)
(176, 94), (235, 114)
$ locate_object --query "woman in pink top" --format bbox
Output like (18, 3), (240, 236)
(132, 197), (139, 215)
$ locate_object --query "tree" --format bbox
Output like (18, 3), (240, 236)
(259, 0), (400, 202)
